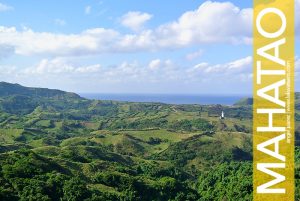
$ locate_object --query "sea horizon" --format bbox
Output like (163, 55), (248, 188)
(79, 93), (250, 105)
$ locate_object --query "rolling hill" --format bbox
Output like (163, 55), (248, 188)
(0, 82), (298, 201)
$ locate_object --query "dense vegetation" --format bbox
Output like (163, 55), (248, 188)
(0, 82), (298, 200)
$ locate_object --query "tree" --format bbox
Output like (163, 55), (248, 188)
(62, 177), (90, 201)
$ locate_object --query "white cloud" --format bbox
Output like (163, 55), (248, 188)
(23, 58), (101, 74)
(190, 56), (252, 74)
(5, 58), (176, 84)
(148, 59), (173, 71)
(149, 59), (161, 70)
(121, 11), (153, 31)
(85, 6), (91, 15)
(295, 57), (300, 71)
(76, 65), (101, 73)
(11, 56), (252, 83)
(0, 26), (120, 56)
(186, 50), (203, 60)
(0, 56), (254, 93)
(192, 62), (209, 70)
(227, 56), (252, 69)
(296, 57), (300, 82)
(0, 1), (252, 57)
(54, 19), (66, 26)
(0, 3), (13, 12)
(155, 1), (252, 47)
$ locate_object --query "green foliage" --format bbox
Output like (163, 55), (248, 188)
(147, 137), (162, 145)
(234, 98), (253, 106)
(62, 178), (90, 201)
(106, 118), (167, 130)
(0, 82), (298, 200)
(155, 133), (251, 168)
(197, 162), (252, 201)
(168, 118), (214, 132)
(296, 113), (300, 121)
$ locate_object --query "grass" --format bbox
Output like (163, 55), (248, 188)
(88, 184), (120, 195)
(33, 146), (61, 156)
(120, 129), (198, 143)
(0, 128), (24, 144)
(35, 120), (52, 128)
(29, 139), (44, 147)
(60, 137), (90, 147)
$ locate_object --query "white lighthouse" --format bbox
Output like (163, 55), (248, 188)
(220, 111), (225, 119)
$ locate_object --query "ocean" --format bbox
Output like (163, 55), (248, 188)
(79, 94), (248, 105)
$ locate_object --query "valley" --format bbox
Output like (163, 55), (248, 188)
(0, 82), (298, 201)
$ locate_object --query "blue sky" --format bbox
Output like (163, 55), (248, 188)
(0, 0), (298, 94)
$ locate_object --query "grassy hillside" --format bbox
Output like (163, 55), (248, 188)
(0, 82), (298, 201)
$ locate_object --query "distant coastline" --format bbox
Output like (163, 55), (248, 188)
(80, 93), (248, 105)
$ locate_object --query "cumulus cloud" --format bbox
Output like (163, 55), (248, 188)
(192, 62), (209, 70)
(190, 56), (252, 74)
(4, 56), (251, 83)
(148, 59), (161, 70)
(23, 58), (101, 74)
(295, 57), (300, 71)
(185, 56), (253, 86)
(0, 1), (253, 58)
(295, 58), (300, 87)
(0, 26), (120, 56)
(0, 55), (254, 93)
(121, 11), (153, 31)
(0, 3), (13, 12)
(148, 59), (173, 70)
(155, 1), (252, 47)
(186, 50), (203, 60)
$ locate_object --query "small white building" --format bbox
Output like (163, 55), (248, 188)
(220, 111), (225, 119)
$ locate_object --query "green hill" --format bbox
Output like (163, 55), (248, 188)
(234, 93), (300, 107)
(0, 82), (81, 99)
(0, 82), (298, 201)
(0, 82), (85, 115)
(234, 97), (253, 106)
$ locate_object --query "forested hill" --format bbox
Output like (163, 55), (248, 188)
(0, 82), (85, 115)
(0, 82), (81, 99)
(233, 92), (300, 107)
(0, 82), (298, 201)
